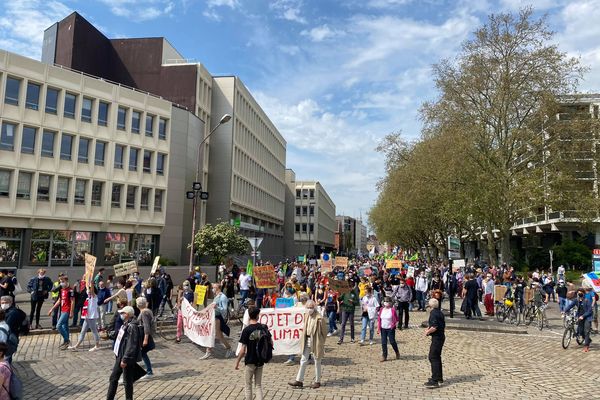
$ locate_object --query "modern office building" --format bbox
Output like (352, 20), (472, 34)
(0, 48), (182, 270)
(207, 77), (287, 261)
(283, 169), (336, 257)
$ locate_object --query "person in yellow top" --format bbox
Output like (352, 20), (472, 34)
(358, 277), (370, 299)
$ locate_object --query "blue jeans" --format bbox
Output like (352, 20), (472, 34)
(141, 350), (153, 374)
(57, 311), (70, 343)
(559, 297), (567, 313)
(416, 291), (426, 310)
(361, 316), (375, 341)
(380, 328), (399, 359)
(239, 290), (249, 308)
(327, 310), (337, 333)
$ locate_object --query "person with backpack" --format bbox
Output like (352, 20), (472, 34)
(26, 268), (52, 330)
(288, 300), (328, 389)
(1, 296), (27, 363)
(106, 306), (146, 400)
(47, 276), (74, 350)
(0, 310), (18, 366)
(235, 307), (271, 400)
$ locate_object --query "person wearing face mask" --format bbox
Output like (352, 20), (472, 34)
(176, 281), (194, 343)
(26, 268), (53, 330)
(416, 271), (428, 311)
(377, 297), (399, 362)
(393, 278), (412, 330)
(96, 280), (112, 331)
(103, 279), (127, 308)
(48, 276), (74, 350)
(200, 283), (233, 360)
(565, 289), (593, 352)
(282, 283), (298, 304)
(314, 283), (326, 315)
(325, 286), (338, 336)
(360, 286), (379, 345)
(556, 279), (568, 316)
(288, 300), (328, 389)
(68, 286), (101, 352)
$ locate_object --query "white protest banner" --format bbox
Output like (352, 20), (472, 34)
(181, 298), (215, 348)
(257, 307), (305, 355)
(113, 261), (138, 277)
(150, 256), (161, 275)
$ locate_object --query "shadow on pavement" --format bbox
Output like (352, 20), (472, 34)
(153, 370), (200, 381)
(321, 356), (356, 366)
(397, 354), (427, 361)
(15, 360), (91, 397)
(443, 374), (484, 386)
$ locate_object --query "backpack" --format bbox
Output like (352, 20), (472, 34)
(255, 325), (273, 364)
(9, 308), (28, 337)
(0, 327), (18, 358)
(1, 362), (22, 400)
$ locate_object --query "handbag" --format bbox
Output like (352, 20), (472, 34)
(143, 335), (155, 352)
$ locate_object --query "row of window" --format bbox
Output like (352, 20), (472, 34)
(0, 121), (167, 174)
(2, 75), (168, 139)
(295, 223), (315, 233)
(0, 170), (164, 211)
(296, 188), (315, 199)
(295, 205), (315, 216)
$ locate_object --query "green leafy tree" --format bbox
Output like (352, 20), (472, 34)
(193, 222), (249, 265)
(551, 240), (592, 270)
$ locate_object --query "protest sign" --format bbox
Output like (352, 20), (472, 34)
(257, 307), (305, 355)
(386, 259), (402, 269)
(453, 259), (466, 270)
(335, 257), (348, 268)
(195, 284), (208, 306)
(328, 279), (351, 294)
(321, 260), (332, 274)
(407, 266), (415, 278)
(275, 297), (295, 308)
(254, 265), (278, 288)
(84, 253), (96, 290)
(113, 260), (138, 277)
(150, 256), (161, 275)
(181, 298), (215, 347)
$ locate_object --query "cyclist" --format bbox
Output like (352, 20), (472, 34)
(565, 288), (593, 352)
(513, 276), (525, 313)
(532, 279), (549, 307)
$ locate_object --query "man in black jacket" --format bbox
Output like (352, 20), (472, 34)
(107, 306), (144, 400)
(424, 298), (445, 388)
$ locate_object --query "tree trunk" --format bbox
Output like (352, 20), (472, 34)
(500, 230), (512, 265)
(486, 223), (497, 266)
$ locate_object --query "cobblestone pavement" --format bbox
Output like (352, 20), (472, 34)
(13, 301), (599, 400)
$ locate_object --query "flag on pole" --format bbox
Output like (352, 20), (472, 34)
(409, 252), (419, 261)
(246, 258), (253, 277)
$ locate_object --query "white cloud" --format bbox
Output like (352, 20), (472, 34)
(99, 0), (175, 21)
(270, 0), (307, 24)
(367, 0), (413, 8)
(301, 25), (343, 42)
(279, 44), (300, 55)
(0, 0), (71, 59)
(206, 0), (238, 7)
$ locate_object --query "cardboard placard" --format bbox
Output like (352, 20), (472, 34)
(195, 284), (207, 305)
(254, 265), (278, 288)
(84, 253), (96, 291)
(386, 259), (402, 269)
(494, 285), (507, 300)
(275, 297), (295, 308)
(328, 279), (351, 294)
(524, 287), (533, 303)
(335, 257), (348, 268)
(113, 261), (138, 277)
(150, 256), (161, 275)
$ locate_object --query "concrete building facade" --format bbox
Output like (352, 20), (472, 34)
(283, 169), (335, 257)
(335, 215), (357, 255)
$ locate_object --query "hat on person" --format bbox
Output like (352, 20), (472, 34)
(118, 306), (135, 316)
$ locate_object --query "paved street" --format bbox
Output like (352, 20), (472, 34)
(13, 300), (599, 400)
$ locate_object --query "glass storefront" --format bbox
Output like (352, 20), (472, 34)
(104, 233), (156, 266)
(0, 228), (21, 267)
(30, 229), (93, 267)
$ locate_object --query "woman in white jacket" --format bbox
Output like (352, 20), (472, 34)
(359, 287), (379, 345)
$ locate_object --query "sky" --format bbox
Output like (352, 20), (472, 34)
(2, 0), (600, 231)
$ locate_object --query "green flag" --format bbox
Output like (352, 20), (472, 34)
(246, 258), (253, 276)
(409, 252), (419, 261)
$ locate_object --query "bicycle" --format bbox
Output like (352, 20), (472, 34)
(534, 303), (549, 331)
(157, 313), (177, 341)
(224, 297), (251, 325)
(495, 301), (507, 322)
(503, 299), (518, 325)
(562, 312), (584, 349)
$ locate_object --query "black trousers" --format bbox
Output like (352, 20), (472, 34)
(429, 334), (445, 382)
(397, 302), (409, 328)
(106, 358), (135, 400)
(448, 292), (455, 317)
(30, 298), (44, 326)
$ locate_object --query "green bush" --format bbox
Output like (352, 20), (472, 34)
(159, 257), (177, 266)
(551, 240), (592, 270)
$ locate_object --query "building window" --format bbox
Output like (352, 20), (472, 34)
(56, 177), (69, 203)
(131, 111), (140, 134)
(0, 228), (21, 266)
(45, 88), (59, 114)
(4, 77), (20, 106)
(98, 102), (109, 126)
(60, 134), (73, 161)
(111, 184), (122, 208)
(0, 122), (16, 151)
(309, 189), (315, 199)
(81, 97), (92, 123)
(117, 107), (127, 130)
(295, 206), (300, 216)
(302, 206), (307, 216)
(302, 223), (307, 232)
(114, 144), (124, 169)
(126, 186), (136, 209)
(78, 138), (90, 163)
(21, 127), (36, 154)
(302, 189), (308, 199)
(74, 179), (86, 204)
(95, 141), (106, 166)
(158, 118), (167, 140)
(64, 93), (76, 119)
(16, 171), (32, 199)
(143, 150), (152, 173)
(129, 148), (138, 171)
(91, 181), (103, 206)
(145, 115), (154, 137)
(25, 82), (41, 110)
(156, 153), (166, 175)
(309, 223), (314, 233)
(0, 170), (10, 197)
(41, 130), (55, 158)
(37, 174), (51, 201)
(309, 206), (314, 216)
(154, 189), (163, 211)
(295, 223), (300, 233)
(141, 187), (150, 210)
(296, 189), (301, 199)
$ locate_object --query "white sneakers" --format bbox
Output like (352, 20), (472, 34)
(89, 346), (100, 352)
(283, 359), (295, 366)
(369, 341), (374, 345)
(199, 352), (213, 360)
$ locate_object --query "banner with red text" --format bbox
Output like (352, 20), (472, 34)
(257, 307), (305, 355)
(181, 298), (215, 348)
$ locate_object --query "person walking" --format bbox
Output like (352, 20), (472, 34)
(424, 298), (445, 388)
(68, 286), (101, 351)
(325, 286), (338, 337)
(47, 276), (74, 350)
(415, 271), (428, 311)
(462, 273), (482, 319)
(136, 296), (156, 378)
(483, 274), (495, 316)
(565, 288), (593, 352)
(359, 287), (379, 345)
(393, 278), (411, 329)
(106, 306), (146, 400)
(288, 300), (328, 389)
(377, 297), (399, 362)
(176, 280), (194, 343)
(26, 268), (53, 330)
(200, 283), (233, 359)
(446, 267), (458, 318)
(235, 307), (271, 400)
(337, 286), (359, 345)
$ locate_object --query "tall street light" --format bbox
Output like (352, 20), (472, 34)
(187, 113), (232, 274)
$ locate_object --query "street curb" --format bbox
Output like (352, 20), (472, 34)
(419, 320), (528, 335)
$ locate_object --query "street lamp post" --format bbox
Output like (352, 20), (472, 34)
(307, 201), (316, 259)
(187, 114), (232, 274)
